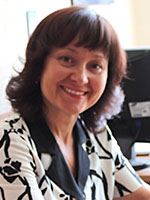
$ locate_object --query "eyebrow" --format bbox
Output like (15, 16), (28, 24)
(65, 47), (105, 59)
(65, 47), (77, 53)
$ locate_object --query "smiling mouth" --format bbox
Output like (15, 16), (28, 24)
(61, 86), (87, 96)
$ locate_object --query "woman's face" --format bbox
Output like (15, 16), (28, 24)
(41, 41), (108, 117)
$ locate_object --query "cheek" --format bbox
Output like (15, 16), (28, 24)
(40, 68), (54, 96)
(40, 75), (49, 98)
(40, 66), (70, 95)
(93, 75), (108, 97)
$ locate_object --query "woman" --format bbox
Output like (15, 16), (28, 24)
(0, 6), (150, 200)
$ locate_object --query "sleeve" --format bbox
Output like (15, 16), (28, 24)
(0, 117), (45, 200)
(109, 128), (144, 198)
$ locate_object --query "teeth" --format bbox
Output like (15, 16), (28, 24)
(63, 86), (85, 95)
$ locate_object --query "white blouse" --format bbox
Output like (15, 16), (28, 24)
(0, 112), (143, 200)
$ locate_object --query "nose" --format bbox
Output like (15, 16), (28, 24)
(70, 65), (89, 85)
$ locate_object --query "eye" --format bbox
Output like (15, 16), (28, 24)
(91, 63), (103, 71)
(59, 56), (73, 64)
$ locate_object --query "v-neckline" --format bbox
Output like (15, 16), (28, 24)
(26, 117), (90, 199)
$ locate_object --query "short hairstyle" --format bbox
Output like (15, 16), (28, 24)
(6, 6), (127, 133)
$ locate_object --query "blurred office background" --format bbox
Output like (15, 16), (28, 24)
(1, 0), (150, 114)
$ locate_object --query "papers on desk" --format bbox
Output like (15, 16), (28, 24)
(129, 101), (150, 118)
(134, 142), (150, 155)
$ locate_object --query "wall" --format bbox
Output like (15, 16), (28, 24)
(130, 0), (150, 46)
(90, 0), (134, 48)
(91, 0), (150, 48)
(0, 0), (71, 114)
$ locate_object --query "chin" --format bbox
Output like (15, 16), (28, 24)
(63, 106), (85, 116)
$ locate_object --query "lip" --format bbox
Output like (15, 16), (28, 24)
(60, 85), (88, 96)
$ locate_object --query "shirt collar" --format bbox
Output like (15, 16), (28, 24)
(26, 117), (89, 199)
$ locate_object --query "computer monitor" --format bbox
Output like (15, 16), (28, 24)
(108, 47), (150, 170)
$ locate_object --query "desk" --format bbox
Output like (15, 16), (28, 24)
(137, 166), (150, 183)
(136, 155), (150, 183)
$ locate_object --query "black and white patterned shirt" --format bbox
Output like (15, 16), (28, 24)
(0, 112), (143, 200)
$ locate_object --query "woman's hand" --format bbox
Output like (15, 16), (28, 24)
(114, 183), (150, 200)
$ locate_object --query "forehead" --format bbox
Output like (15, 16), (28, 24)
(51, 38), (108, 60)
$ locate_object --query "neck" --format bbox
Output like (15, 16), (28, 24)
(43, 106), (78, 176)
(43, 106), (78, 144)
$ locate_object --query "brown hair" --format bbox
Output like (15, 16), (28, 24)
(6, 6), (127, 132)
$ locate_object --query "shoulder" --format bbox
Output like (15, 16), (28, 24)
(0, 111), (29, 134)
(0, 111), (39, 173)
(0, 112), (49, 199)
(0, 111), (33, 150)
(84, 124), (126, 165)
(85, 124), (117, 149)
